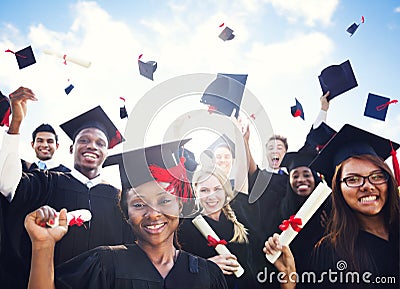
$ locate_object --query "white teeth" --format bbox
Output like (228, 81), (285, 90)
(360, 195), (377, 203)
(298, 185), (308, 190)
(146, 223), (164, 230)
(83, 153), (97, 159)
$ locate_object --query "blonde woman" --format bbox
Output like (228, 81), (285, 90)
(178, 166), (261, 288)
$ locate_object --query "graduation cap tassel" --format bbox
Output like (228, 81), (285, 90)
(0, 107), (11, 127)
(5, 49), (27, 58)
(390, 141), (400, 185)
(149, 157), (193, 202)
(376, 100), (398, 111)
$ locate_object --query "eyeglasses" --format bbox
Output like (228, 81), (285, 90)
(340, 172), (389, 188)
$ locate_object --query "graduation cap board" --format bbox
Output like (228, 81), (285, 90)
(64, 84), (74, 95)
(219, 26), (235, 41)
(364, 93), (397, 121)
(280, 151), (318, 172)
(346, 16), (364, 36)
(119, 97), (128, 119)
(103, 139), (193, 200)
(138, 60), (157, 81)
(291, 98), (305, 120)
(200, 73), (247, 118)
(0, 91), (11, 127)
(318, 60), (358, 101)
(310, 124), (400, 186)
(299, 122), (337, 153)
(60, 105), (124, 149)
(6, 46), (36, 69)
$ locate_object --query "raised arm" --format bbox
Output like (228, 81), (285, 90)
(0, 87), (36, 200)
(25, 206), (68, 289)
(312, 91), (330, 129)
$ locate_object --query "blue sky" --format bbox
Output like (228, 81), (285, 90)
(1, 0), (399, 185)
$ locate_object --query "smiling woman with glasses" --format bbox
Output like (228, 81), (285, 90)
(308, 124), (399, 289)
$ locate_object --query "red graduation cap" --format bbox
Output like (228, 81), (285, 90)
(290, 98), (305, 120)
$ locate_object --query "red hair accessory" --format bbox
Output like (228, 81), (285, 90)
(279, 215), (302, 232)
(207, 235), (227, 247)
(149, 156), (193, 201)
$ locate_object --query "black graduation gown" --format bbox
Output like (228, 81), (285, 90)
(178, 213), (259, 289)
(247, 167), (288, 240)
(0, 170), (134, 289)
(55, 244), (228, 289)
(21, 159), (71, 173)
(306, 231), (399, 289)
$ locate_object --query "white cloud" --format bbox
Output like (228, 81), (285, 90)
(265, 0), (339, 26)
(395, 7), (400, 13)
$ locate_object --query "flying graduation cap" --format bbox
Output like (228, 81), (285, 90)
(5, 45), (36, 69)
(138, 54), (157, 81)
(0, 91), (11, 127)
(346, 16), (365, 37)
(64, 84), (74, 95)
(119, 97), (128, 119)
(218, 23), (235, 41)
(201, 73), (247, 118)
(290, 98), (305, 120)
(364, 93), (398, 121)
(318, 59), (358, 101)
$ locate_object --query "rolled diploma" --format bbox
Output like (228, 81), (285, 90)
(265, 181), (332, 264)
(47, 209), (92, 228)
(192, 215), (244, 277)
(43, 49), (91, 68)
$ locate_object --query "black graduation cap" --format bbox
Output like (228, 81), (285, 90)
(290, 98), (305, 120)
(318, 59), (358, 101)
(200, 73), (247, 118)
(64, 84), (74, 95)
(60, 105), (125, 149)
(219, 26), (235, 41)
(346, 23), (359, 36)
(205, 134), (235, 159)
(310, 124), (400, 185)
(299, 122), (337, 153)
(6, 46), (36, 69)
(0, 91), (11, 127)
(103, 139), (192, 194)
(280, 151), (318, 172)
(364, 93), (392, 121)
(138, 60), (157, 81)
(120, 106), (128, 119)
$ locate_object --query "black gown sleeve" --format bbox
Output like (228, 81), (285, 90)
(55, 246), (115, 289)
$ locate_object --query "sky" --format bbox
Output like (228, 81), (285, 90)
(0, 0), (399, 187)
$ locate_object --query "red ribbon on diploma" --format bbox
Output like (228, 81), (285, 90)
(279, 215), (302, 232)
(207, 235), (227, 248)
(69, 215), (85, 227)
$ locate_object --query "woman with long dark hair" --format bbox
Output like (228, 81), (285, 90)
(309, 124), (399, 289)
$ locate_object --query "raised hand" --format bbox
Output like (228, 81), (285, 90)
(24, 205), (68, 247)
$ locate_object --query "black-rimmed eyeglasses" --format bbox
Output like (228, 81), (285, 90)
(340, 172), (389, 188)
